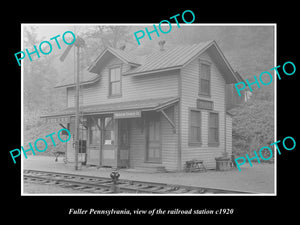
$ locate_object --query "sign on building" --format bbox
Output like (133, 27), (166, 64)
(197, 99), (214, 110)
(114, 110), (142, 119)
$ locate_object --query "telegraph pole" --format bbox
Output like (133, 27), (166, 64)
(59, 31), (85, 170)
(74, 46), (80, 170)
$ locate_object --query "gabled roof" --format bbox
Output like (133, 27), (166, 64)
(55, 67), (100, 88)
(88, 46), (140, 73)
(123, 41), (213, 76)
(234, 71), (246, 83)
(90, 40), (239, 83)
(107, 47), (141, 66)
(58, 40), (240, 88)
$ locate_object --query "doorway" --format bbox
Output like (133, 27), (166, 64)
(86, 117), (101, 166)
(146, 114), (161, 163)
(118, 119), (130, 167)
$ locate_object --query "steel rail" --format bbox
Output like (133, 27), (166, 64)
(23, 169), (253, 194)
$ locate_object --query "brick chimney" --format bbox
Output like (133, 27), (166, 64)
(119, 44), (126, 51)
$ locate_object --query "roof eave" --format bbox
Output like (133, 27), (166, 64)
(88, 47), (141, 73)
(181, 40), (215, 68)
(181, 40), (240, 84)
(210, 41), (240, 84)
(40, 97), (179, 119)
(124, 66), (182, 77)
(54, 76), (101, 89)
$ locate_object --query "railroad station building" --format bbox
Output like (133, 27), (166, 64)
(42, 40), (244, 171)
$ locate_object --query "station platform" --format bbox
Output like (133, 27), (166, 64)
(22, 156), (275, 194)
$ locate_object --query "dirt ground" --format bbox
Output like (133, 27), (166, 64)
(22, 156), (275, 195)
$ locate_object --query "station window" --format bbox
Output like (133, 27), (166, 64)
(89, 118), (101, 146)
(104, 117), (114, 145)
(109, 67), (121, 96)
(199, 61), (211, 96)
(208, 112), (219, 146)
(189, 110), (201, 146)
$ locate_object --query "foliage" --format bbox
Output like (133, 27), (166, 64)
(230, 97), (274, 157)
(23, 26), (64, 117)
(23, 26), (66, 153)
(84, 26), (135, 48)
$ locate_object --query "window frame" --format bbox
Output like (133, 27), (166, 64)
(188, 108), (202, 146)
(198, 59), (211, 97)
(88, 117), (101, 146)
(108, 65), (122, 97)
(103, 116), (114, 145)
(208, 111), (219, 146)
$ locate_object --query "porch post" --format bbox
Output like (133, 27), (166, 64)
(113, 118), (119, 168)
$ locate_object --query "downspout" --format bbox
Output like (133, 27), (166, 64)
(177, 70), (182, 171)
(224, 84), (227, 156)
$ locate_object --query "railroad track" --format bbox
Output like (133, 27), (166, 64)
(23, 169), (252, 194)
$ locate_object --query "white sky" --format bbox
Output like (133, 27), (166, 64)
(34, 25), (76, 40)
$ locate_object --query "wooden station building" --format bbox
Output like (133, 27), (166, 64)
(42, 40), (244, 171)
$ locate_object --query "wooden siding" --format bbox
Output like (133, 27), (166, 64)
(161, 105), (178, 170)
(129, 105), (178, 171)
(66, 55), (179, 170)
(67, 56), (179, 108)
(64, 50), (233, 171)
(180, 51), (226, 170)
(128, 118), (145, 168)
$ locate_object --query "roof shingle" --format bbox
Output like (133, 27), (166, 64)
(124, 41), (213, 75)
(56, 40), (239, 87)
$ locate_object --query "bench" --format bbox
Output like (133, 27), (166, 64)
(185, 160), (206, 172)
(52, 151), (66, 162)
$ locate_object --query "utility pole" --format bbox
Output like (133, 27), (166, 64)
(60, 35), (85, 170)
(74, 46), (80, 170)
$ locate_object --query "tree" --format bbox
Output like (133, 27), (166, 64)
(23, 26), (62, 122)
(62, 26), (137, 69)
(230, 97), (274, 157)
(84, 26), (135, 48)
